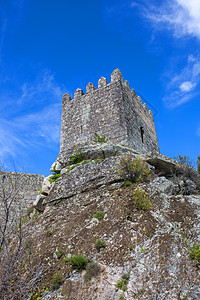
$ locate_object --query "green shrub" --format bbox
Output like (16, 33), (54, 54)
(116, 279), (127, 291)
(50, 271), (63, 290)
(84, 261), (101, 282)
(63, 257), (68, 263)
(122, 180), (133, 187)
(69, 148), (85, 164)
(132, 188), (152, 210)
(95, 239), (106, 250)
(94, 211), (105, 220)
(189, 243), (200, 261)
(45, 230), (52, 237)
(56, 249), (64, 259)
(118, 155), (151, 183)
(69, 255), (88, 270)
(116, 273), (130, 292)
(93, 132), (108, 143)
(49, 173), (61, 183)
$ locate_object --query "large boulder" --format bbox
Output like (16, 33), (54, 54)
(146, 154), (181, 175)
(33, 194), (46, 211)
(41, 175), (52, 195)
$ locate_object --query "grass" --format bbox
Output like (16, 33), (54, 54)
(93, 132), (108, 143)
(69, 148), (85, 164)
(95, 239), (106, 250)
(50, 271), (63, 290)
(84, 261), (101, 282)
(49, 173), (61, 183)
(45, 230), (52, 237)
(69, 255), (88, 270)
(132, 188), (152, 210)
(189, 243), (200, 262)
(94, 211), (105, 219)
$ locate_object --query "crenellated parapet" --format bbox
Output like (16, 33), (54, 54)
(62, 69), (155, 122)
(86, 82), (96, 93)
(58, 68), (159, 164)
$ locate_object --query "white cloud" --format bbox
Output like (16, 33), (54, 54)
(179, 81), (196, 92)
(163, 55), (200, 108)
(136, 0), (200, 39)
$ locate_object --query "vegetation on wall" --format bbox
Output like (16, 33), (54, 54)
(69, 148), (85, 165)
(93, 132), (108, 143)
(118, 155), (151, 183)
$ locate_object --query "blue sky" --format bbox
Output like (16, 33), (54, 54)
(0, 0), (200, 176)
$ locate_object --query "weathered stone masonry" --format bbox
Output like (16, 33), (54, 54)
(0, 171), (44, 207)
(57, 69), (159, 165)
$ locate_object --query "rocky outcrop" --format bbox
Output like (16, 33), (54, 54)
(22, 146), (200, 300)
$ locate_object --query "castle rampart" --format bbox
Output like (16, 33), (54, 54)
(58, 69), (159, 165)
(0, 171), (44, 208)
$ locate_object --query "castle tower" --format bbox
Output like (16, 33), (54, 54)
(58, 69), (159, 164)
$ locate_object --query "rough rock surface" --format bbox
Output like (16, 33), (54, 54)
(14, 150), (200, 300)
(33, 194), (46, 212)
(41, 175), (52, 195)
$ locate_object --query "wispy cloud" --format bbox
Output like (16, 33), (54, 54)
(0, 69), (66, 164)
(133, 0), (200, 40)
(162, 55), (200, 108)
(17, 69), (63, 106)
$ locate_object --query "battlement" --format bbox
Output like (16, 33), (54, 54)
(62, 69), (154, 124)
(58, 69), (159, 165)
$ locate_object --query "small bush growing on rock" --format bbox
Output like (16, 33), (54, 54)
(84, 261), (101, 282)
(95, 238), (106, 250)
(116, 274), (130, 292)
(69, 147), (85, 164)
(118, 155), (151, 183)
(63, 257), (68, 263)
(45, 230), (52, 237)
(189, 243), (200, 262)
(49, 173), (61, 184)
(174, 155), (194, 167)
(132, 188), (152, 210)
(122, 180), (133, 187)
(56, 249), (64, 259)
(69, 255), (88, 270)
(174, 154), (199, 184)
(93, 132), (108, 143)
(94, 211), (105, 219)
(50, 271), (63, 290)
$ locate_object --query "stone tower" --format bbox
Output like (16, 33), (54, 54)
(57, 69), (159, 165)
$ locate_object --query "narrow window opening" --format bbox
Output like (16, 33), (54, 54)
(140, 126), (144, 143)
(81, 125), (83, 134)
(2, 175), (5, 183)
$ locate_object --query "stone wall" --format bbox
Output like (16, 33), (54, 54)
(57, 69), (159, 165)
(0, 171), (44, 208)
